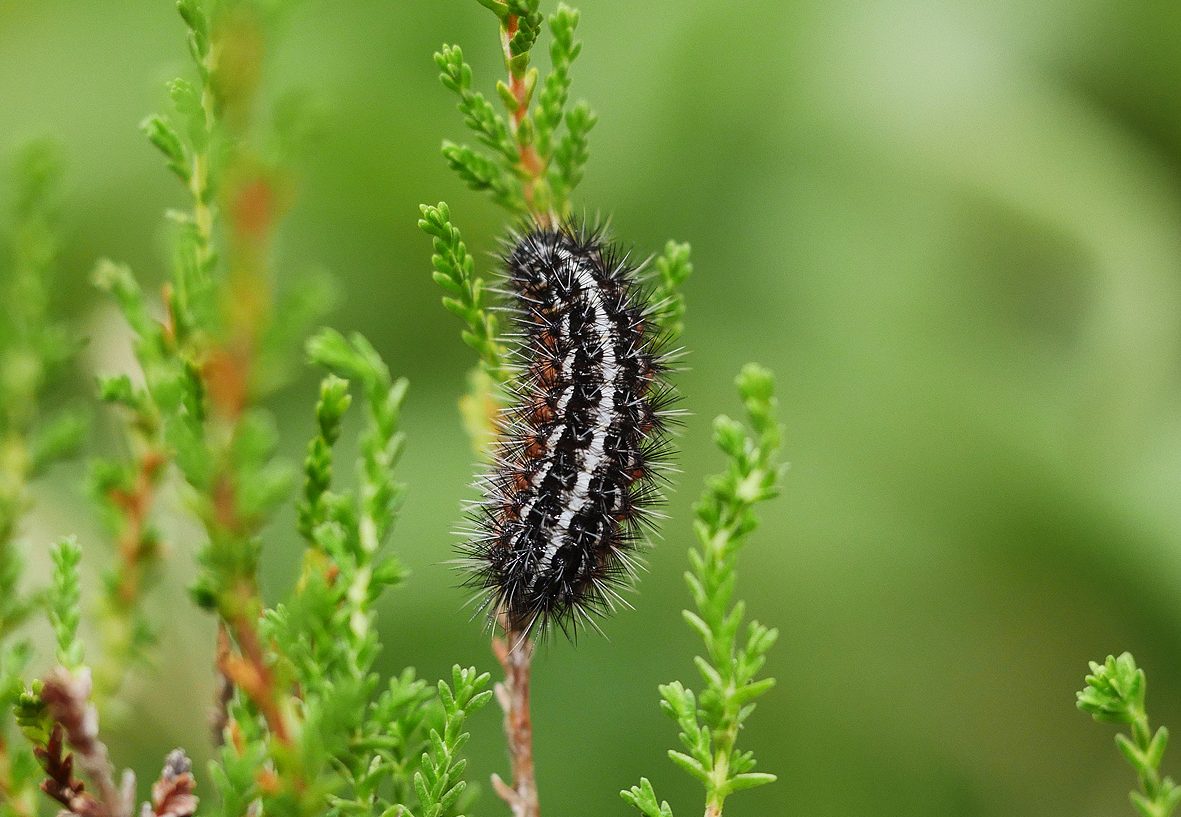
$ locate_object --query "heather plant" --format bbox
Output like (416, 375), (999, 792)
(9, 3), (490, 817)
(1, 3), (785, 817)
(422, 3), (779, 817)
(622, 365), (784, 817)
(1079, 653), (1181, 817)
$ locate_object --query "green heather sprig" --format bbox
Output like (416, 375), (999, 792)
(624, 364), (785, 817)
(89, 0), (225, 696)
(300, 328), (409, 655)
(194, 328), (490, 817)
(417, 201), (507, 452)
(649, 241), (693, 341)
(433, 1), (595, 220)
(206, 329), (410, 817)
(0, 640), (38, 817)
(148, 0), (296, 624)
(340, 669), (433, 814)
(535, 6), (585, 206)
(15, 537), (140, 817)
(89, 259), (170, 700)
(408, 667), (493, 817)
(48, 539), (84, 673)
(90, 254), (210, 700)
(418, 203), (507, 384)
(1079, 653), (1181, 817)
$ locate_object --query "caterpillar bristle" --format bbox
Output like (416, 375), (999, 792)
(458, 218), (679, 640)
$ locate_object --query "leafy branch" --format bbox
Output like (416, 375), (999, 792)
(418, 203), (507, 383)
(106, 0), (334, 741)
(49, 539), (84, 673)
(302, 327), (410, 659)
(210, 329), (410, 817)
(417, 202), (507, 453)
(15, 539), (135, 817)
(223, 330), (488, 817)
(433, 1), (595, 220)
(1079, 652), (1181, 817)
(88, 268), (170, 703)
(405, 667), (493, 817)
(624, 364), (786, 817)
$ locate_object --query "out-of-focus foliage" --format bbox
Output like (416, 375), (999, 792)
(0, 141), (85, 817)
(3, 1), (1181, 815)
(6, 4), (493, 817)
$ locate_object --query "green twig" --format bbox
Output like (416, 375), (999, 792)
(433, 1), (594, 220)
(403, 667), (493, 817)
(1079, 653), (1181, 817)
(624, 364), (785, 817)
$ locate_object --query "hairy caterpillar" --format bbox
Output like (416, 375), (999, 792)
(462, 221), (677, 639)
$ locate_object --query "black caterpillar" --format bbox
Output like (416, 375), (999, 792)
(462, 222), (676, 638)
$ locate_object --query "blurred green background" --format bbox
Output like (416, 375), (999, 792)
(4, 1), (1181, 815)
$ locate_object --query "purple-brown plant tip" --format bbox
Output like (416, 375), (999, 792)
(143, 749), (197, 817)
(35, 724), (105, 817)
(40, 668), (131, 817)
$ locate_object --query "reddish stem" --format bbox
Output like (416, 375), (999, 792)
(491, 620), (539, 817)
(487, 21), (548, 817)
(108, 449), (166, 607)
(217, 614), (291, 746)
(210, 624), (234, 743)
(501, 15), (546, 218)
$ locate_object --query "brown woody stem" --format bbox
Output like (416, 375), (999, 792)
(491, 620), (539, 817)
(486, 14), (552, 817)
(216, 613), (291, 746)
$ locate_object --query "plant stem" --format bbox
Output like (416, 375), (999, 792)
(95, 446), (167, 701)
(218, 614), (291, 745)
(499, 14), (546, 221)
(192, 41), (219, 272)
(108, 449), (166, 608)
(491, 618), (539, 817)
(487, 16), (548, 811)
(182, 7), (287, 751)
(1130, 705), (1168, 805)
(40, 668), (130, 817)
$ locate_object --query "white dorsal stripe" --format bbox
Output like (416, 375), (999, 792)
(535, 245), (621, 578)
